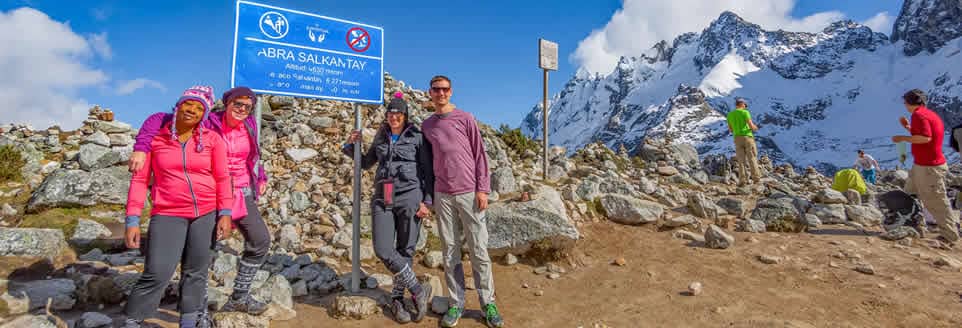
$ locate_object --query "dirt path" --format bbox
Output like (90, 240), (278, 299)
(55, 221), (962, 327)
(267, 222), (962, 328)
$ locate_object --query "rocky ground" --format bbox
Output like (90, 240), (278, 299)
(1, 75), (961, 327)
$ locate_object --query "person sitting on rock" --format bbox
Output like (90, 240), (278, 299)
(123, 86), (233, 328)
(343, 92), (434, 323)
(128, 86), (272, 315)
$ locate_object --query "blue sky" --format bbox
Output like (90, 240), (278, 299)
(1, 0), (901, 130)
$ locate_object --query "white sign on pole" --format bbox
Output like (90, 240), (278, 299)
(539, 39), (558, 71)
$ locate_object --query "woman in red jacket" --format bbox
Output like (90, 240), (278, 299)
(122, 86), (233, 328)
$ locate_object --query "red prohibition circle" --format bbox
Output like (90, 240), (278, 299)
(346, 27), (371, 52)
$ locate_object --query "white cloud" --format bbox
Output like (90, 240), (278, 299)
(87, 32), (112, 60)
(573, 0), (848, 74)
(861, 12), (893, 35)
(0, 7), (108, 130)
(116, 78), (166, 95)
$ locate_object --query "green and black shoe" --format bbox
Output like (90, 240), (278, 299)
(440, 306), (463, 327)
(483, 303), (504, 328)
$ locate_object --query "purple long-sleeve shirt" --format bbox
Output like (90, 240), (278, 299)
(421, 109), (491, 195)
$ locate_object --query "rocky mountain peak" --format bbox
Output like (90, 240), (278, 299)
(891, 0), (962, 56)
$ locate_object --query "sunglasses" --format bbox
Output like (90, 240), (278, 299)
(430, 87), (451, 93)
(230, 101), (253, 113)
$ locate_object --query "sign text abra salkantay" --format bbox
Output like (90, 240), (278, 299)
(231, 1), (384, 103)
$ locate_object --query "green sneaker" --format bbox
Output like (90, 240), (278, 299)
(483, 303), (504, 328)
(441, 306), (462, 327)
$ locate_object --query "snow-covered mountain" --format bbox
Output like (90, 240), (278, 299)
(522, 0), (962, 172)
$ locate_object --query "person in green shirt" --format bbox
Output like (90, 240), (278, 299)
(726, 98), (761, 186)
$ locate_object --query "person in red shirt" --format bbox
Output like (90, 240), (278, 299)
(892, 89), (959, 246)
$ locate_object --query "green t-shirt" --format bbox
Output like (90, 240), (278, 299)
(727, 108), (753, 137)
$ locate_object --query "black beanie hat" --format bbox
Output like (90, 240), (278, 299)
(386, 91), (408, 117)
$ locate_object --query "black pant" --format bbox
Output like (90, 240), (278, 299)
(372, 190), (423, 274)
(235, 193), (271, 266)
(125, 212), (216, 320)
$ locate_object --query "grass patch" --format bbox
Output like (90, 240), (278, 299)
(589, 197), (607, 219)
(18, 205), (124, 237)
(0, 145), (25, 184)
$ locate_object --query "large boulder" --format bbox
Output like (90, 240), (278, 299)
(0, 228), (70, 260)
(599, 194), (664, 225)
(687, 192), (718, 221)
(70, 219), (111, 247)
(844, 205), (883, 226)
(668, 143), (699, 167)
(813, 189), (848, 204)
(809, 204), (847, 224)
(750, 197), (807, 232)
(26, 167), (131, 213)
(485, 186), (580, 257)
(78, 143), (129, 171)
(490, 167), (517, 194)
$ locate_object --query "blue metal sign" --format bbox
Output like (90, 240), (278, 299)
(231, 1), (384, 103)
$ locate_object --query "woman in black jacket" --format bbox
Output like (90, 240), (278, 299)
(343, 93), (434, 323)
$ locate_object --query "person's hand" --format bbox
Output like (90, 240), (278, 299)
(216, 216), (233, 240)
(125, 226), (141, 249)
(476, 192), (489, 211)
(416, 202), (431, 219)
(258, 184), (267, 196)
(347, 130), (361, 144)
(128, 151), (147, 173)
(899, 117), (910, 129)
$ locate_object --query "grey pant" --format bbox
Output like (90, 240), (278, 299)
(372, 190), (422, 274)
(236, 192), (271, 266)
(125, 212), (216, 320)
(436, 192), (495, 307)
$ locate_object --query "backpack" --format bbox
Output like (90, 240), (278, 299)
(950, 123), (962, 152)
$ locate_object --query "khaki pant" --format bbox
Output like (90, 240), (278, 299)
(734, 136), (761, 185)
(905, 164), (960, 242)
(435, 192), (495, 307)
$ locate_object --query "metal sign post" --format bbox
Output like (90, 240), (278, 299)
(539, 38), (558, 180)
(351, 103), (362, 292)
(231, 0), (384, 294)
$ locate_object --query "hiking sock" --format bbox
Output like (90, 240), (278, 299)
(231, 259), (260, 300)
(397, 264), (423, 295)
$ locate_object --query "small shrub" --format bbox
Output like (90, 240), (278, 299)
(497, 124), (540, 157)
(0, 145), (25, 183)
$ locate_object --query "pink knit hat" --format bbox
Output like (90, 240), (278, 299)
(171, 85), (215, 152)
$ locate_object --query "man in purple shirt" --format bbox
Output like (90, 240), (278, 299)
(421, 75), (503, 328)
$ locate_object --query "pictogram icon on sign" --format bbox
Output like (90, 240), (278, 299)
(346, 27), (371, 52)
(259, 11), (289, 39)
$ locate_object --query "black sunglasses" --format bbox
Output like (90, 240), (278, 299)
(430, 87), (450, 93)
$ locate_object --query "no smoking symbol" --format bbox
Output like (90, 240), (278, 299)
(346, 27), (371, 52)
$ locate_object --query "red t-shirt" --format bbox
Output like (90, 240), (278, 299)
(909, 106), (946, 166)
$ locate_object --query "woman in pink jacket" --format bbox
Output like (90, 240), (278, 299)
(123, 86), (233, 328)
(129, 86), (271, 314)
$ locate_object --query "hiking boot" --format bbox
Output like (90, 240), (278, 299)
(391, 298), (411, 323)
(483, 303), (504, 328)
(411, 281), (432, 322)
(440, 306), (463, 327)
(221, 294), (268, 315)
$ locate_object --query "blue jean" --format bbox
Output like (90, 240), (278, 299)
(861, 169), (876, 184)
